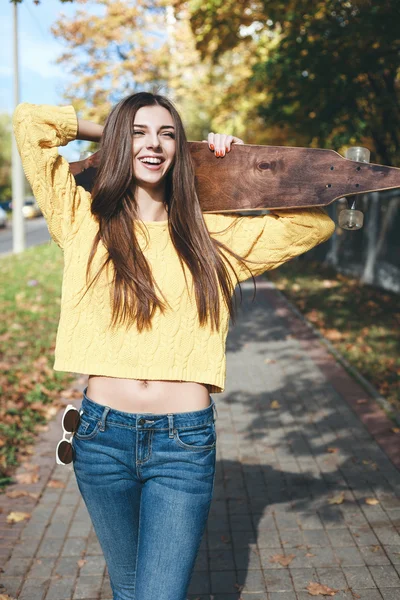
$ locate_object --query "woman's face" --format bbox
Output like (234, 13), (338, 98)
(132, 105), (176, 189)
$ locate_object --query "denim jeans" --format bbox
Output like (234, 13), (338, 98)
(72, 387), (217, 600)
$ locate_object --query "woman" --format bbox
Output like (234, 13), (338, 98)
(13, 93), (334, 600)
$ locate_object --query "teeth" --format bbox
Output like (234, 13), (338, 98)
(140, 157), (162, 164)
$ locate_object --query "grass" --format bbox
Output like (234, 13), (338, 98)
(267, 259), (400, 412)
(0, 242), (75, 490)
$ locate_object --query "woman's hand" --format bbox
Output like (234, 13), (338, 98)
(69, 150), (101, 175)
(204, 133), (244, 157)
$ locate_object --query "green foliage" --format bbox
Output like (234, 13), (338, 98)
(183, 0), (400, 164)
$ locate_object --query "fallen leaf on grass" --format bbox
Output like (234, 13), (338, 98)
(6, 511), (31, 524)
(324, 329), (343, 341)
(328, 491), (345, 505)
(322, 279), (338, 288)
(47, 479), (66, 489)
(305, 309), (323, 324)
(269, 553), (296, 566)
(270, 400), (280, 409)
(29, 402), (59, 419)
(306, 581), (339, 596)
(365, 498), (380, 505)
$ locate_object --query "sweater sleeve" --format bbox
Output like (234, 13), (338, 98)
(12, 103), (91, 249)
(205, 208), (335, 282)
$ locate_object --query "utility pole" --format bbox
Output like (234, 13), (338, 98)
(11, 1), (26, 253)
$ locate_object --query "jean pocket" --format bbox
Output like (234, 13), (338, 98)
(173, 422), (216, 452)
(74, 413), (101, 441)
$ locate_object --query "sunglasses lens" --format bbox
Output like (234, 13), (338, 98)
(63, 408), (80, 433)
(57, 440), (73, 465)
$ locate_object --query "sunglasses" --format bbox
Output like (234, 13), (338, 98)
(55, 404), (82, 466)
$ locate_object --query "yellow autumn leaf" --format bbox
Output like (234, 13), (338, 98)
(306, 581), (339, 596)
(6, 511), (31, 524)
(47, 479), (66, 489)
(365, 498), (380, 505)
(270, 400), (280, 409)
(269, 553), (296, 566)
(328, 491), (345, 505)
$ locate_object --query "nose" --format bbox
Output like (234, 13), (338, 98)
(145, 132), (161, 150)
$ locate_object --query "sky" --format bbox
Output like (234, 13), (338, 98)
(1, 0), (93, 159)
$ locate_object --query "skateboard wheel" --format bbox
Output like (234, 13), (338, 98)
(345, 146), (370, 163)
(338, 208), (364, 230)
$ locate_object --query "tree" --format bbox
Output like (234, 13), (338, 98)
(180, 0), (400, 164)
(51, 0), (272, 143)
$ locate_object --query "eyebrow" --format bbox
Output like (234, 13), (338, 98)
(134, 124), (175, 130)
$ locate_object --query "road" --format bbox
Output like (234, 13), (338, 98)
(0, 217), (50, 255)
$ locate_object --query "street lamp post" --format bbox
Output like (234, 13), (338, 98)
(11, 1), (26, 253)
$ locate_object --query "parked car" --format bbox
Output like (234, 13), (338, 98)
(0, 206), (7, 228)
(0, 200), (11, 212)
(22, 197), (42, 219)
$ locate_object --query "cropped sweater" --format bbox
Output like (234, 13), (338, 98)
(13, 103), (335, 393)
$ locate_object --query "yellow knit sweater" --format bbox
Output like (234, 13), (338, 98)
(13, 103), (335, 393)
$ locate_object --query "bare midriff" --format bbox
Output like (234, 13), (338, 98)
(86, 376), (212, 414)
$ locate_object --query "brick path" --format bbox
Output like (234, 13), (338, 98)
(1, 279), (400, 600)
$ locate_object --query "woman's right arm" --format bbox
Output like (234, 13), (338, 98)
(76, 118), (103, 143)
(12, 103), (94, 249)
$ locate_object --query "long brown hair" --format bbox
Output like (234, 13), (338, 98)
(83, 92), (255, 332)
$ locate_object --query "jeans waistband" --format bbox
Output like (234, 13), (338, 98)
(80, 386), (218, 432)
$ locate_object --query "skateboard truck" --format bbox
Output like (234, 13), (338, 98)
(338, 147), (370, 231)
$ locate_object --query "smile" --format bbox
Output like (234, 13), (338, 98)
(138, 156), (165, 171)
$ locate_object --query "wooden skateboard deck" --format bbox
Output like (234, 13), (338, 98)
(71, 143), (400, 212)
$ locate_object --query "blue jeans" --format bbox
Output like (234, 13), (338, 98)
(72, 387), (217, 600)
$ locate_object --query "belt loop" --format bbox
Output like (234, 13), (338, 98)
(167, 413), (174, 438)
(99, 406), (111, 432)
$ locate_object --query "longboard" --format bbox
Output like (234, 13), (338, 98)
(70, 143), (400, 212)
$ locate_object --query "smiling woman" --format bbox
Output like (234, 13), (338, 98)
(12, 91), (334, 600)
(131, 107), (176, 221)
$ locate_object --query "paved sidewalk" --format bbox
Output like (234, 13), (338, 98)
(1, 279), (400, 600)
